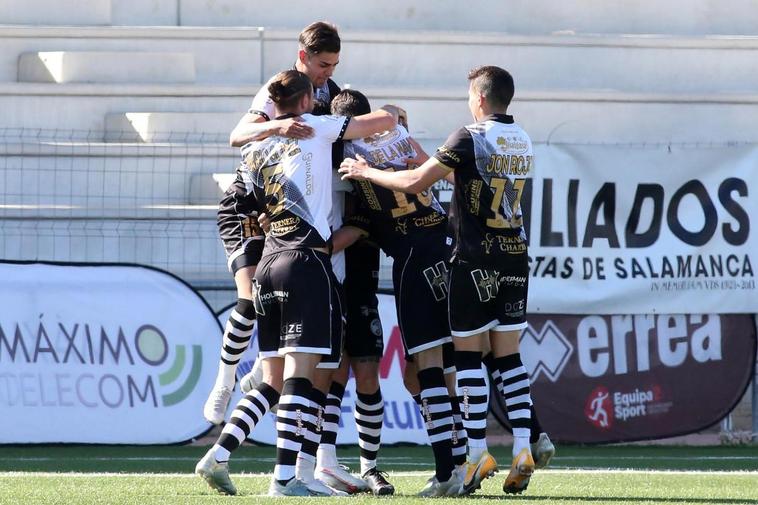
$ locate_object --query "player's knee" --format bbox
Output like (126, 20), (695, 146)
(413, 346), (443, 370)
(403, 361), (420, 395)
(261, 357), (284, 391)
(350, 358), (379, 392)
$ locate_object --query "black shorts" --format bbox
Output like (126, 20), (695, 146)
(253, 249), (344, 369)
(447, 255), (529, 337)
(344, 242), (383, 359)
(392, 237), (452, 357)
(217, 175), (264, 274)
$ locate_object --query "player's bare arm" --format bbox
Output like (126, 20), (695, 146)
(341, 106), (398, 141)
(229, 112), (314, 147)
(406, 136), (430, 167)
(331, 225), (368, 253)
(340, 154), (451, 194)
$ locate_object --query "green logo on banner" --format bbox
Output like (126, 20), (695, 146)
(135, 325), (202, 406)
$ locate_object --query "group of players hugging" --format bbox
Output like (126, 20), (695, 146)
(194, 21), (555, 497)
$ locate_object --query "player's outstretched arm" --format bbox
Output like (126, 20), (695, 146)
(339, 154), (450, 194)
(341, 105), (399, 141)
(229, 112), (314, 147)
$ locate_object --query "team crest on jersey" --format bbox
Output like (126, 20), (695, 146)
(481, 233), (496, 254)
(496, 135), (529, 154)
(363, 128), (401, 146)
(395, 218), (409, 235)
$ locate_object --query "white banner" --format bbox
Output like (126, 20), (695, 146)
(525, 144), (758, 314)
(218, 294), (429, 445)
(0, 262), (222, 444)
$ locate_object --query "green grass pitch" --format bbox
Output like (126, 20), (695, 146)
(0, 444), (756, 504)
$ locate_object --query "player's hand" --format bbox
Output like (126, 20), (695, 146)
(397, 107), (409, 129)
(405, 136), (430, 168)
(257, 212), (271, 233)
(275, 117), (314, 139)
(339, 154), (370, 180)
(380, 104), (407, 126)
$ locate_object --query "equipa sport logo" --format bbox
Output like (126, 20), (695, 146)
(584, 384), (669, 430)
(0, 321), (201, 409)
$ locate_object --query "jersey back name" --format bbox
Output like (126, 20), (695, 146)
(345, 125), (447, 257)
(435, 115), (533, 266)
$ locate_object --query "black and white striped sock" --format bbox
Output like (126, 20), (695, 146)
(213, 383), (279, 462)
(449, 392), (468, 466)
(274, 377), (312, 485)
(316, 381), (344, 469)
(216, 298), (255, 387)
(495, 353), (533, 456)
(418, 367), (454, 482)
(455, 351), (489, 462)
(355, 389), (383, 475)
(296, 388), (325, 481)
(482, 351), (502, 394)
(413, 390), (467, 465)
(484, 352), (543, 444)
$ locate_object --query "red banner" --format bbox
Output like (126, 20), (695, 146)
(490, 314), (756, 443)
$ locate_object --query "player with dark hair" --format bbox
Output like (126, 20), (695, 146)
(205, 21), (383, 495)
(330, 88), (465, 497)
(204, 21), (343, 427)
(196, 69), (397, 497)
(226, 21), (396, 496)
(340, 65), (539, 495)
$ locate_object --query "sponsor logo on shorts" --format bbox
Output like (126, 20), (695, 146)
(254, 289), (289, 316)
(281, 322), (303, 337)
(471, 269), (499, 302)
(503, 299), (526, 319)
(500, 274), (527, 286)
(370, 318), (382, 337)
(423, 261), (449, 301)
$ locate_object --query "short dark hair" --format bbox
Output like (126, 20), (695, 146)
(467, 66), (514, 110)
(268, 70), (312, 110)
(299, 21), (341, 55)
(330, 89), (371, 117)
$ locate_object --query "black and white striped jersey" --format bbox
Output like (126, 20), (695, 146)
(241, 113), (350, 254)
(343, 125), (447, 258)
(434, 113), (533, 267)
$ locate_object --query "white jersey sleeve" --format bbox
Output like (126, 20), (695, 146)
(330, 191), (346, 283)
(308, 114), (351, 144)
(248, 78), (276, 120)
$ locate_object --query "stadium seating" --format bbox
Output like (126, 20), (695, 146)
(1, 0), (757, 291)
